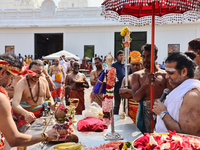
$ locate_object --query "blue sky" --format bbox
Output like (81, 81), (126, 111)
(53, 0), (104, 7)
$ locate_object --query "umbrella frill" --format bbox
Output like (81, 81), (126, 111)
(102, 0), (200, 26)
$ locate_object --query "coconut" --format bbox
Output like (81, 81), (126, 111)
(65, 134), (79, 143)
(55, 106), (66, 120)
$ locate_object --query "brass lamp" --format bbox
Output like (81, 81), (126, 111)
(68, 98), (79, 123)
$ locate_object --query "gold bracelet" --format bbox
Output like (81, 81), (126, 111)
(43, 132), (49, 142)
(46, 75), (50, 78)
(40, 133), (45, 142)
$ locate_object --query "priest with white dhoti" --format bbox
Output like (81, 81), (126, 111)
(153, 52), (200, 137)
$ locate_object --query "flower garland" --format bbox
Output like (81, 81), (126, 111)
(0, 86), (9, 149)
(120, 27), (130, 37)
(102, 67), (116, 126)
(0, 86), (9, 101)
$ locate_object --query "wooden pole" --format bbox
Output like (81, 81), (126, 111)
(150, 1), (155, 133)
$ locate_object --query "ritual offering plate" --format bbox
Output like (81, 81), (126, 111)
(48, 142), (85, 150)
(51, 138), (66, 142)
(132, 131), (200, 149)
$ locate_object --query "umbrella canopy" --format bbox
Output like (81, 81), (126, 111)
(43, 50), (80, 60)
(102, 0), (200, 132)
(102, 0), (200, 26)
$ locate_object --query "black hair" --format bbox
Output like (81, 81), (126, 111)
(188, 38), (200, 53)
(29, 60), (44, 69)
(117, 50), (123, 56)
(165, 52), (196, 78)
(94, 56), (102, 62)
(141, 44), (158, 56)
(43, 61), (48, 65)
(184, 51), (197, 60)
(0, 53), (22, 70)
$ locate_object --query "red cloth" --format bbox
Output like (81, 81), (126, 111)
(77, 117), (108, 132)
(69, 88), (85, 115)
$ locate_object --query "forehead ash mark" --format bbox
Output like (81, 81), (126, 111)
(165, 67), (176, 72)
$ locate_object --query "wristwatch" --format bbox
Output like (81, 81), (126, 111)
(159, 111), (169, 120)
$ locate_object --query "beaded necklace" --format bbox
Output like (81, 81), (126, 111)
(26, 76), (40, 104)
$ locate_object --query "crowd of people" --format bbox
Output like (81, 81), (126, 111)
(0, 38), (200, 149)
(90, 38), (200, 137)
(81, 55), (117, 74)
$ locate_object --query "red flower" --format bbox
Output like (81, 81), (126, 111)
(153, 135), (164, 145)
(169, 130), (177, 136)
(106, 84), (113, 89)
(106, 68), (116, 87)
(134, 134), (150, 148)
(104, 95), (114, 99)
(182, 140), (192, 149)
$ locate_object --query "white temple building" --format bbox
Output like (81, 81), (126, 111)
(0, 0), (199, 63)
(58, 0), (88, 8)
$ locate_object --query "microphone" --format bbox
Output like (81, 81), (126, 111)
(160, 88), (170, 102)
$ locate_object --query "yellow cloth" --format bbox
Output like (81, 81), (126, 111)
(55, 73), (62, 83)
(25, 58), (33, 65)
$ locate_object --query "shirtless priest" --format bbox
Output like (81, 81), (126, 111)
(65, 61), (89, 114)
(90, 57), (104, 106)
(49, 58), (65, 102)
(12, 60), (56, 131)
(0, 53), (57, 149)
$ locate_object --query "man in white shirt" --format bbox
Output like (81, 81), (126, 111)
(59, 55), (70, 80)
